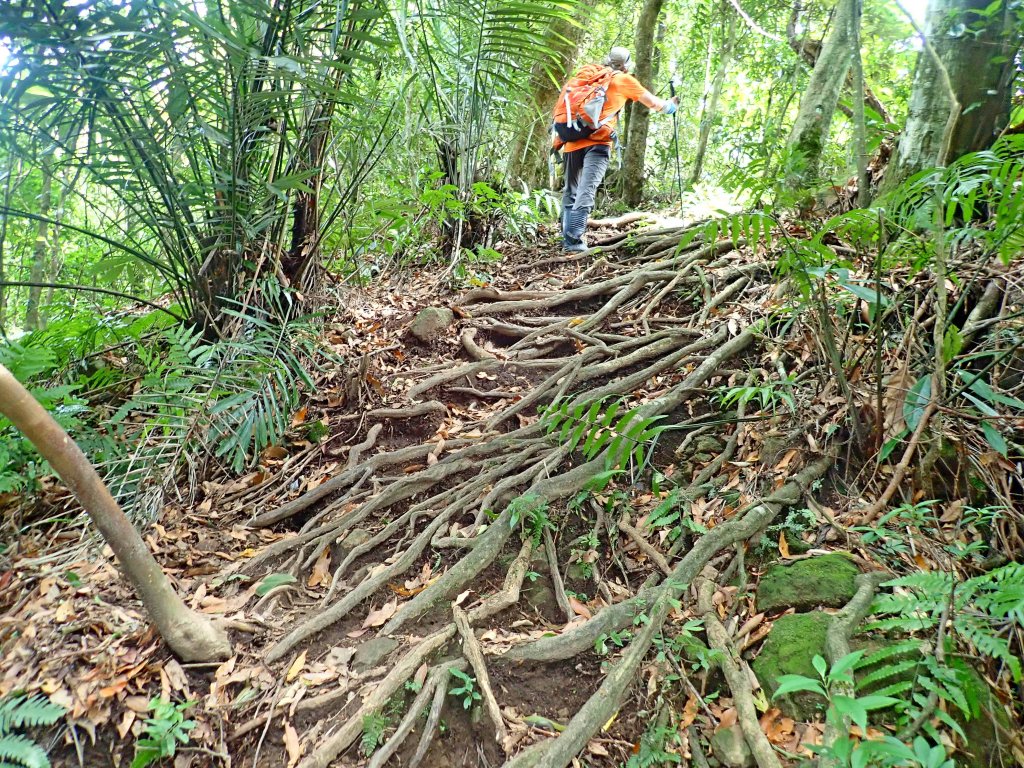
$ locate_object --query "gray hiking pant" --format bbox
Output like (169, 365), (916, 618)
(561, 144), (611, 245)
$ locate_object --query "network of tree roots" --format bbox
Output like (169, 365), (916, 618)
(3, 215), (1022, 768)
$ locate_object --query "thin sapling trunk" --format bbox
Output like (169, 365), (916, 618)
(0, 364), (231, 662)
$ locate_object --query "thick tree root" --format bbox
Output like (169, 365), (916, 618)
(819, 571), (890, 768)
(239, 226), (847, 767)
(697, 571), (783, 768)
(366, 659), (467, 768)
(454, 605), (510, 752)
(500, 457), (833, 768)
(296, 626), (456, 768)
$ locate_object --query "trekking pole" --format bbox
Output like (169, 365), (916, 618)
(669, 77), (684, 212)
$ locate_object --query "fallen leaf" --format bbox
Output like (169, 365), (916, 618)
(587, 740), (610, 757)
(679, 695), (699, 729)
(290, 407), (308, 427)
(284, 721), (302, 767)
(287, 651), (307, 683)
(362, 597), (398, 628)
(117, 710), (136, 739)
(453, 590), (471, 607)
(718, 707), (738, 730)
(99, 679), (128, 698)
(307, 548), (332, 589)
(568, 596), (592, 619)
(778, 531), (790, 559)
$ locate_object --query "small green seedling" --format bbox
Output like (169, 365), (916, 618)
(448, 669), (481, 709)
(132, 698), (196, 768)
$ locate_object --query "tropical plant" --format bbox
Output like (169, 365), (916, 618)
(359, 712), (390, 756)
(0, 0), (390, 333)
(0, 694), (66, 768)
(447, 668), (482, 709)
(132, 698), (196, 768)
(540, 396), (668, 474)
(393, 0), (575, 252)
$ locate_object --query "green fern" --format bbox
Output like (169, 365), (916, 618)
(0, 694), (66, 768)
(676, 211), (776, 253)
(540, 397), (666, 473)
(871, 563), (1024, 683)
(360, 712), (388, 757)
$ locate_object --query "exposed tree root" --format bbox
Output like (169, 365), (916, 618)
(697, 571), (783, 768)
(366, 659), (467, 768)
(820, 571), (890, 768)
(366, 401), (448, 419)
(234, 225), (893, 768)
(499, 457), (833, 768)
(411, 666), (453, 768)
(454, 604), (510, 752)
(297, 627), (456, 768)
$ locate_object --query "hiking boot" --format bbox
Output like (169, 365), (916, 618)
(563, 207), (590, 253)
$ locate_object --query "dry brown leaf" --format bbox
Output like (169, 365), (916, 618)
(778, 531), (791, 559)
(307, 547), (332, 589)
(586, 740), (610, 757)
(718, 707), (738, 729)
(116, 710), (136, 739)
(362, 597), (398, 628)
(290, 407), (308, 427)
(679, 695), (699, 729)
(568, 596), (592, 619)
(453, 589), (471, 607)
(882, 364), (914, 436)
(262, 445), (289, 460)
(286, 650), (307, 683)
(284, 721), (303, 767)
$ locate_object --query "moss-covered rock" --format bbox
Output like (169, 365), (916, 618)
(755, 554), (860, 613)
(752, 612), (830, 720)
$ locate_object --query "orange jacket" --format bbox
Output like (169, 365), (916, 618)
(561, 71), (666, 153)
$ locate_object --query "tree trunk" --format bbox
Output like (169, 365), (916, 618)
(0, 364), (231, 663)
(620, 0), (666, 207)
(507, 3), (593, 189)
(850, 0), (870, 207)
(882, 0), (1020, 192)
(25, 157), (51, 331)
(784, 0), (857, 192)
(690, 5), (737, 187)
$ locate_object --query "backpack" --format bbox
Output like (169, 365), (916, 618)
(552, 64), (619, 143)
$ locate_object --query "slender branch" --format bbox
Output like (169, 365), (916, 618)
(0, 280), (183, 321)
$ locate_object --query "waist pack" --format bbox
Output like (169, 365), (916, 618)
(552, 64), (618, 143)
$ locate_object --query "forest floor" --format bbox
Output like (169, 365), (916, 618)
(2, 212), (1023, 768)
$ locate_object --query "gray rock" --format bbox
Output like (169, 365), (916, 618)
(523, 582), (559, 617)
(710, 725), (754, 768)
(409, 307), (455, 343)
(693, 435), (725, 454)
(351, 637), (400, 672)
(566, 561), (596, 584)
(337, 528), (372, 554)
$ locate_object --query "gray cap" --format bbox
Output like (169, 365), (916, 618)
(606, 46), (632, 72)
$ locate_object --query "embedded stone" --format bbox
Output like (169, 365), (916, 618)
(755, 554), (860, 613)
(409, 306), (454, 343)
(710, 724), (754, 768)
(351, 637), (400, 672)
(752, 612), (830, 720)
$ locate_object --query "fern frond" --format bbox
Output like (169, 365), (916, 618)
(0, 733), (51, 768)
(0, 696), (65, 733)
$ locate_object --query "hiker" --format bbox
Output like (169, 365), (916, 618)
(553, 46), (678, 253)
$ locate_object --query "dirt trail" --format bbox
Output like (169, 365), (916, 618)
(219, 220), (823, 768)
(6, 216), (1018, 768)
